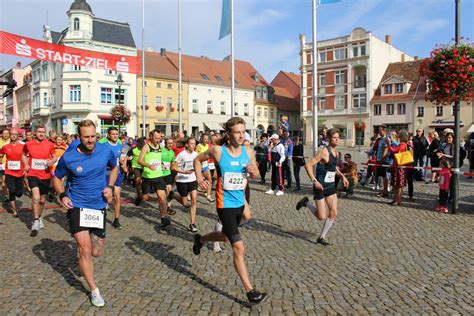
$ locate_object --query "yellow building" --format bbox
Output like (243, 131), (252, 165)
(136, 50), (188, 136)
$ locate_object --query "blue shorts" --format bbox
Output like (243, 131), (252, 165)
(107, 171), (124, 187)
(202, 166), (210, 172)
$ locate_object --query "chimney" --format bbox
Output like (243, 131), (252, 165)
(401, 54), (406, 62)
(414, 56), (419, 60)
(385, 35), (391, 44)
(160, 48), (166, 56)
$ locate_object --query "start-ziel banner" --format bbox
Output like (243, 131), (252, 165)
(0, 30), (140, 74)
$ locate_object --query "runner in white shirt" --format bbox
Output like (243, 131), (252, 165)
(171, 137), (199, 232)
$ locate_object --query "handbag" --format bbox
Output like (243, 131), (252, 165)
(394, 150), (414, 166)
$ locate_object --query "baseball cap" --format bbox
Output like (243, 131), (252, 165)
(269, 134), (279, 140)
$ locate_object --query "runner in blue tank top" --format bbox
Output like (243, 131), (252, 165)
(192, 117), (267, 305)
(295, 128), (349, 246)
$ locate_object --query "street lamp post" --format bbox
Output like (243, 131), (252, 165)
(115, 73), (124, 134)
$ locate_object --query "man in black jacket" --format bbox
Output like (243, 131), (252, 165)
(412, 129), (429, 181)
(254, 134), (269, 184)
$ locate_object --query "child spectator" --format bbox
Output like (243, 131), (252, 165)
(435, 159), (452, 213)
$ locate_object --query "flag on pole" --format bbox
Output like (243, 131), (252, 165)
(319, 0), (341, 4)
(219, 0), (231, 39)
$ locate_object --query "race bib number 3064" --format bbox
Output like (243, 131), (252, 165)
(79, 208), (104, 229)
(31, 159), (48, 170)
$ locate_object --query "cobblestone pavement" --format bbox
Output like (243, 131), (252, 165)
(0, 162), (473, 314)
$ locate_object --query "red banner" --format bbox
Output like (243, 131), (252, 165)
(0, 30), (140, 74)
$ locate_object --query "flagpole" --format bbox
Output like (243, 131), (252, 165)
(230, 0), (235, 118)
(178, 0), (183, 132)
(312, 0), (318, 153)
(141, 0), (146, 137)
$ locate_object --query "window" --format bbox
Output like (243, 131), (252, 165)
(72, 64), (82, 71)
(398, 103), (406, 115)
(360, 45), (366, 56)
(417, 106), (424, 117)
(386, 104), (394, 115)
(144, 81), (148, 87)
(105, 69), (116, 75)
(256, 88), (262, 99)
(436, 105), (443, 116)
(33, 69), (40, 83)
(352, 46), (359, 57)
(220, 101), (226, 114)
(167, 83), (172, 89)
(319, 52), (326, 63)
(200, 73), (209, 80)
(41, 64), (48, 81)
(395, 83), (403, 93)
(51, 63), (56, 80)
(167, 97), (173, 111)
(43, 92), (48, 107)
(333, 124), (347, 139)
(192, 99), (199, 113)
(320, 97), (326, 110)
(51, 88), (56, 105)
(244, 103), (249, 116)
(208, 88), (212, 93)
(319, 73), (326, 86)
(33, 92), (40, 109)
(270, 108), (274, 119)
(69, 85), (81, 102)
(334, 48), (346, 60)
(353, 93), (366, 108)
(384, 84), (392, 94)
(374, 104), (382, 116)
(156, 82), (161, 88)
(264, 108), (268, 118)
(215, 76), (223, 82)
(207, 100), (213, 114)
(143, 95), (148, 105)
(234, 103), (239, 115)
(155, 96), (162, 106)
(115, 88), (125, 104)
(262, 89), (267, 100)
(335, 70), (345, 85)
(257, 107), (261, 117)
(335, 95), (345, 109)
(452, 105), (455, 116)
(73, 18), (80, 31)
(100, 87), (113, 104)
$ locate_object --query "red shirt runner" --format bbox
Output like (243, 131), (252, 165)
(0, 143), (25, 177)
(24, 140), (56, 180)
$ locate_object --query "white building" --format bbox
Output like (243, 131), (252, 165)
(34, 0), (138, 136)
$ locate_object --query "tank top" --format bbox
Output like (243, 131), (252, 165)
(131, 147), (142, 169)
(196, 143), (209, 168)
(161, 147), (175, 176)
(316, 146), (337, 189)
(142, 144), (163, 179)
(216, 145), (249, 209)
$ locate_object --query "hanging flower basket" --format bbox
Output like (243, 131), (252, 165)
(354, 121), (366, 130)
(170, 106), (175, 112)
(145, 105), (149, 110)
(156, 105), (164, 112)
(420, 40), (473, 105)
(110, 104), (131, 126)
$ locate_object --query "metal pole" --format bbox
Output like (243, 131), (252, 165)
(358, 107), (362, 152)
(178, 0), (183, 132)
(141, 0), (146, 137)
(311, 0), (318, 154)
(118, 84), (122, 134)
(453, 0), (461, 214)
(230, 0), (235, 118)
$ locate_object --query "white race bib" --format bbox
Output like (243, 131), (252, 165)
(31, 159), (48, 170)
(162, 162), (171, 170)
(150, 160), (161, 168)
(183, 161), (194, 170)
(79, 208), (104, 229)
(202, 160), (209, 168)
(0, 164), (5, 171)
(223, 172), (246, 191)
(324, 171), (336, 183)
(7, 160), (21, 170)
(208, 162), (215, 170)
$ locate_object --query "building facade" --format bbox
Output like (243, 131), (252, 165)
(300, 27), (412, 147)
(16, 71), (32, 129)
(272, 71), (302, 138)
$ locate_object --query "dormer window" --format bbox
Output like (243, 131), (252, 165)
(73, 18), (80, 31)
(395, 83), (403, 93)
(255, 73), (260, 82)
(384, 84), (392, 94)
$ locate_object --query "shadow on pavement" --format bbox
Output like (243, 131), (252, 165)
(32, 238), (87, 293)
(42, 209), (69, 233)
(125, 236), (250, 308)
(247, 218), (318, 246)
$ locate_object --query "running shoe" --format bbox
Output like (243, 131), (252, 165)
(275, 190), (284, 196)
(207, 196), (215, 203)
(11, 209), (18, 218)
(213, 242), (222, 253)
(246, 290), (268, 304)
(265, 189), (274, 195)
(188, 223), (198, 233)
(134, 197), (142, 206)
(187, 195), (191, 201)
(90, 288), (105, 307)
(440, 207), (449, 214)
(161, 217), (171, 228)
(39, 218), (44, 229)
(167, 209), (177, 216)
(113, 218), (122, 230)
(434, 204), (441, 212)
(296, 197), (309, 210)
(193, 234), (203, 255)
(317, 237), (333, 246)
(31, 219), (40, 237)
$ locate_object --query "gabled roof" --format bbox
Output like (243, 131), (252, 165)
(234, 59), (269, 88)
(271, 71), (301, 112)
(281, 71), (301, 89)
(371, 59), (425, 103)
(139, 50), (180, 80)
(92, 18), (136, 48)
(381, 74), (412, 85)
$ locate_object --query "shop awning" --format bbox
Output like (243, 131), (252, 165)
(98, 114), (113, 119)
(203, 122), (224, 131)
(429, 120), (464, 128)
(467, 124), (474, 133)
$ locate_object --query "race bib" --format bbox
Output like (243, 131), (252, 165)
(31, 159), (48, 170)
(202, 160), (209, 168)
(79, 208), (104, 229)
(208, 162), (215, 170)
(223, 172), (246, 191)
(162, 162), (171, 170)
(0, 164), (4, 171)
(7, 160), (21, 170)
(183, 161), (194, 170)
(150, 160), (161, 168)
(324, 171), (336, 183)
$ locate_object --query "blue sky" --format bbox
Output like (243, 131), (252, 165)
(1, 0), (473, 81)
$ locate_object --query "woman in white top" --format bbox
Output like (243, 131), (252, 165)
(171, 137), (199, 232)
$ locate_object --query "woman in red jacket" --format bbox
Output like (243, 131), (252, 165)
(387, 130), (409, 206)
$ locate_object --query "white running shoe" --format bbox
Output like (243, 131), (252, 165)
(31, 219), (40, 236)
(213, 242), (222, 253)
(90, 288), (105, 307)
(167, 202), (171, 208)
(39, 218), (44, 229)
(275, 190), (284, 196)
(187, 195), (191, 201)
(265, 189), (274, 195)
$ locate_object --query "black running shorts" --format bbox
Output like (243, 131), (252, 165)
(176, 181), (197, 197)
(164, 174), (173, 186)
(6, 174), (24, 200)
(27, 176), (50, 196)
(313, 185), (336, 200)
(66, 207), (106, 239)
(142, 177), (167, 194)
(217, 206), (244, 244)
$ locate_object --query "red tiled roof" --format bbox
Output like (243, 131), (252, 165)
(271, 71), (301, 112)
(138, 50), (180, 80)
(234, 59), (270, 87)
(281, 71), (301, 88)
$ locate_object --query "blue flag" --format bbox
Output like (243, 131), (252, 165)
(320, 0), (341, 4)
(219, 0), (231, 39)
